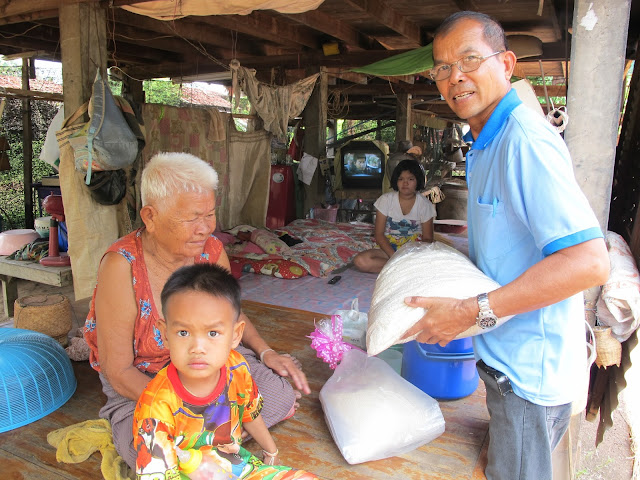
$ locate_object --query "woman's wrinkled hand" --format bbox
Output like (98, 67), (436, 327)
(262, 350), (311, 395)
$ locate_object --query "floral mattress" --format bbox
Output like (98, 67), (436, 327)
(226, 219), (376, 279)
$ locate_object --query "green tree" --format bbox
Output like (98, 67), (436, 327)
(143, 79), (183, 106)
(0, 97), (58, 230)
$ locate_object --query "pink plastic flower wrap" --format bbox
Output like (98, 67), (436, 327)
(308, 314), (361, 369)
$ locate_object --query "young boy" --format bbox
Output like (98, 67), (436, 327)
(133, 263), (318, 480)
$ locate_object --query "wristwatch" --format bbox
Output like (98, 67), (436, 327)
(476, 293), (498, 329)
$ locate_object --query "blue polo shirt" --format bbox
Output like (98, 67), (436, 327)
(464, 89), (603, 406)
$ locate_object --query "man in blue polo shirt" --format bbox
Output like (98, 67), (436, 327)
(403, 11), (610, 480)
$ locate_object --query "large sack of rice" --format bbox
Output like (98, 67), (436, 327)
(366, 241), (512, 356)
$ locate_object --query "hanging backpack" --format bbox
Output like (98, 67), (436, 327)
(65, 70), (139, 184)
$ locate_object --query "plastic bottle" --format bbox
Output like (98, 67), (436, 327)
(175, 447), (238, 480)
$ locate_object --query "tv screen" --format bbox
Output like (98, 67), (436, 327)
(341, 142), (385, 189)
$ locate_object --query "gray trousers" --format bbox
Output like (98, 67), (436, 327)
(478, 362), (572, 480)
(99, 345), (296, 469)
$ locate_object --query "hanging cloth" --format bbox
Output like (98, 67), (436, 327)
(350, 44), (434, 76)
(230, 60), (319, 140)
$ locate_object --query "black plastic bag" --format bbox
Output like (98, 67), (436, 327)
(85, 169), (127, 205)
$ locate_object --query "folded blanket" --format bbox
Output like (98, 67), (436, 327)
(47, 419), (133, 480)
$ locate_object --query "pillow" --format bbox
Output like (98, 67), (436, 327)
(247, 259), (308, 279)
(225, 224), (256, 236)
(250, 229), (293, 255)
(225, 241), (265, 256)
(214, 231), (238, 246)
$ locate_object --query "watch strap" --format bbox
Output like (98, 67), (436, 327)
(476, 293), (497, 329)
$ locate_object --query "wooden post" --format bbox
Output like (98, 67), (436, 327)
(560, 2), (631, 479)
(22, 58), (34, 229)
(122, 74), (145, 106)
(564, 0), (631, 323)
(301, 67), (328, 214)
(395, 92), (412, 143)
(58, 1), (111, 300)
(59, 2), (107, 115)
(565, 0), (630, 232)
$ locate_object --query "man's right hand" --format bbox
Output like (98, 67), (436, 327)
(402, 295), (478, 346)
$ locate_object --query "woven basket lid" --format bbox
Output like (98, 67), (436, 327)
(14, 294), (72, 345)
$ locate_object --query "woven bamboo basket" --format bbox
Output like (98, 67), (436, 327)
(14, 294), (72, 347)
(593, 325), (622, 368)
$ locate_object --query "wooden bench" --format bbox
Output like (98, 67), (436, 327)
(0, 255), (73, 317)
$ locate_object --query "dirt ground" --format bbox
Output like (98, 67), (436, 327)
(1, 278), (638, 479)
(577, 400), (636, 480)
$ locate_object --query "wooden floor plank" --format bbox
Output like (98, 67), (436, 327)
(2, 301), (490, 479)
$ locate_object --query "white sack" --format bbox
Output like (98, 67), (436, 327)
(40, 107), (65, 168)
(319, 349), (445, 465)
(367, 241), (513, 356)
(596, 231), (640, 342)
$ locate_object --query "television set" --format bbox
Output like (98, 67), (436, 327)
(340, 141), (385, 190)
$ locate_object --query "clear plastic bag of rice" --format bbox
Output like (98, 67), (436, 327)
(319, 349), (445, 464)
(367, 241), (512, 356)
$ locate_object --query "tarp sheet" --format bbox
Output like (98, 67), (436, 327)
(351, 44), (434, 76)
(123, 0), (324, 20)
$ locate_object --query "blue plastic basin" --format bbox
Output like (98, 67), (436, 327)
(401, 340), (479, 400)
(417, 336), (474, 355)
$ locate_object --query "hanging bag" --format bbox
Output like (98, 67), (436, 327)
(64, 70), (138, 184)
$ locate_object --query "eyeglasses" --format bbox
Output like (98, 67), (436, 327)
(429, 51), (505, 81)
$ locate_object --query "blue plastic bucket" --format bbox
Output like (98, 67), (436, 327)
(401, 340), (479, 400)
(418, 337), (474, 355)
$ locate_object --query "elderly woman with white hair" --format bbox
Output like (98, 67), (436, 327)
(84, 152), (309, 469)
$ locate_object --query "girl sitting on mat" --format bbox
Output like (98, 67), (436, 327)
(353, 159), (435, 273)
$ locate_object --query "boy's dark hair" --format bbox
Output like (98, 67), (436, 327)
(391, 159), (426, 191)
(161, 264), (242, 320)
(434, 11), (507, 53)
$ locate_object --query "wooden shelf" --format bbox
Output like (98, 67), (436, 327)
(335, 188), (380, 200)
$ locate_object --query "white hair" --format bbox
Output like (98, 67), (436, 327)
(141, 152), (219, 206)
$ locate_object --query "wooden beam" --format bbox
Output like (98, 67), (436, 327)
(107, 38), (183, 64)
(109, 22), (202, 56)
(330, 83), (440, 95)
(326, 68), (368, 84)
(378, 74), (415, 84)
(282, 9), (381, 51)
(0, 88), (63, 102)
(0, 0), (61, 18)
(113, 8), (267, 57)
(1, 50), (46, 60)
(197, 11), (319, 50)
(0, 36), (59, 54)
(532, 84), (566, 97)
(0, 8), (58, 26)
(343, 0), (422, 47)
(0, 23), (60, 44)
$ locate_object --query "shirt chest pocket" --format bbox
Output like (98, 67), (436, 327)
(473, 198), (512, 261)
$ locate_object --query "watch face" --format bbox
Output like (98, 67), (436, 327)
(478, 316), (497, 329)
